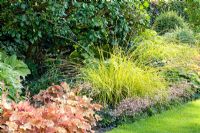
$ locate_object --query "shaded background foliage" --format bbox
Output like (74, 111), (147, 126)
(150, 0), (200, 32)
(0, 0), (150, 80)
(185, 0), (200, 32)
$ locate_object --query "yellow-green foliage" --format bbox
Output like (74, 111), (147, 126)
(82, 51), (166, 106)
(131, 36), (199, 70)
(133, 29), (158, 44)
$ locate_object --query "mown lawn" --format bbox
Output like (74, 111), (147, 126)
(109, 100), (200, 133)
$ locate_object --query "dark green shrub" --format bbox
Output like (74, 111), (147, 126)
(96, 108), (117, 129)
(0, 1), (150, 83)
(27, 57), (80, 95)
(0, 1), (150, 61)
(0, 0), (71, 79)
(0, 1), (150, 95)
(185, 0), (200, 32)
(148, 0), (187, 26)
(27, 66), (63, 95)
(155, 1), (188, 19)
(153, 11), (187, 34)
(150, 1), (200, 32)
(0, 1), (69, 56)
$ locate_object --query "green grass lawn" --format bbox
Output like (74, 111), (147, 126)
(109, 100), (200, 133)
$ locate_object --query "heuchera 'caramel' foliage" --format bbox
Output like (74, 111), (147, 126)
(0, 82), (102, 133)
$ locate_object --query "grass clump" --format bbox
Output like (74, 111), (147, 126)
(81, 51), (166, 106)
(153, 11), (187, 34)
(131, 36), (199, 69)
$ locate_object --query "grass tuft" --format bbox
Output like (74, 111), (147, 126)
(82, 50), (166, 106)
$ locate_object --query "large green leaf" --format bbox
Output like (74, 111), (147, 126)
(0, 52), (30, 101)
(3, 55), (30, 77)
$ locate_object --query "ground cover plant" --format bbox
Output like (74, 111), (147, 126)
(0, 82), (101, 133)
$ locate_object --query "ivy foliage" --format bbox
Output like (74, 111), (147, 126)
(0, 0), (150, 61)
(0, 0), (70, 59)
